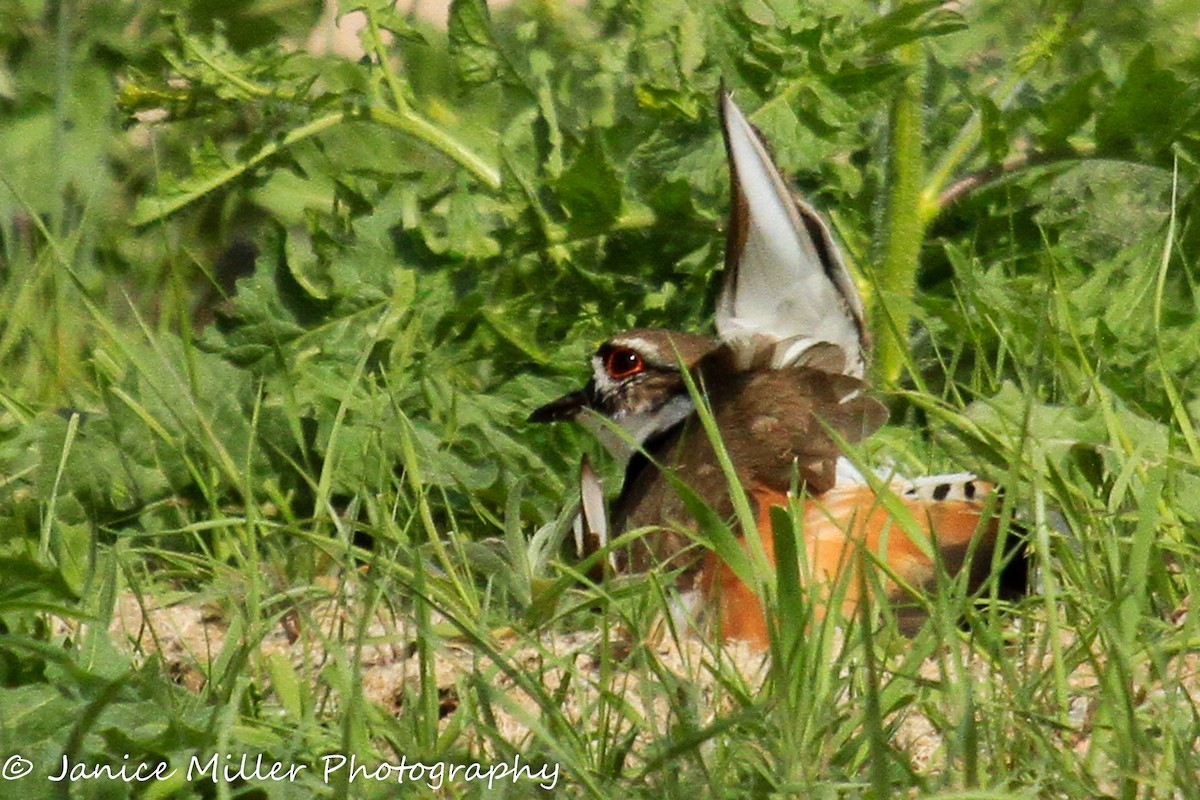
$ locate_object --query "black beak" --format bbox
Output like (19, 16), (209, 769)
(528, 384), (593, 423)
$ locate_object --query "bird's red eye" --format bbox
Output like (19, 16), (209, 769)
(604, 347), (644, 380)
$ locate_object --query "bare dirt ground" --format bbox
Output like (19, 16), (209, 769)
(102, 589), (770, 751)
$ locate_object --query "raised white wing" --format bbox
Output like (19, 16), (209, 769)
(716, 92), (868, 377)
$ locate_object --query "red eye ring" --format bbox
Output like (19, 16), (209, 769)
(604, 347), (644, 380)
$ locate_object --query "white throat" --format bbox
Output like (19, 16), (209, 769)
(582, 394), (695, 463)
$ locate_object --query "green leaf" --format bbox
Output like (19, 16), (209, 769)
(861, 0), (966, 53)
(1096, 45), (1188, 159)
(0, 555), (79, 609)
(283, 226), (334, 301)
(555, 133), (623, 236)
(1038, 71), (1104, 151)
(448, 0), (504, 86)
(346, 0), (429, 44)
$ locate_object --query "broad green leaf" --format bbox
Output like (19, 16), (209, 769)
(448, 0), (504, 86)
(555, 133), (623, 235)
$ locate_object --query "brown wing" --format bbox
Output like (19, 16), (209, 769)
(700, 353), (888, 494)
(611, 355), (886, 578)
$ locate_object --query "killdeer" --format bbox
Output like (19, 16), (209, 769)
(531, 92), (1025, 646)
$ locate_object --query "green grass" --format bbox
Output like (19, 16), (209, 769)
(3, 0), (1200, 797)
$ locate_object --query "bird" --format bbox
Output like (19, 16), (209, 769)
(530, 91), (1026, 648)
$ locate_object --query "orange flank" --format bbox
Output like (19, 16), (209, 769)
(704, 481), (1004, 649)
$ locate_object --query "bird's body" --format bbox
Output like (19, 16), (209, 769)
(704, 477), (1014, 644)
(532, 92), (1024, 648)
